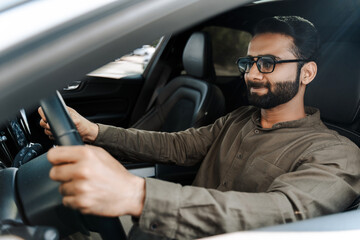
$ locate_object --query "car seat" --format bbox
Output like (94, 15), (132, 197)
(131, 32), (226, 183)
(132, 32), (225, 132)
(305, 42), (360, 146)
(304, 42), (360, 209)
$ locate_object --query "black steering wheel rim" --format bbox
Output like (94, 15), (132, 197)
(40, 91), (83, 146)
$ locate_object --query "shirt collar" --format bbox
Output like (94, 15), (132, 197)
(251, 106), (321, 130)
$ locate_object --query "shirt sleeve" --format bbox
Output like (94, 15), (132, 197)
(268, 142), (360, 220)
(138, 142), (360, 239)
(93, 115), (227, 166)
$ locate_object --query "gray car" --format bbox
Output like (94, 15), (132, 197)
(0, 0), (359, 239)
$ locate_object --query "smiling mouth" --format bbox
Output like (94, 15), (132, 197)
(250, 87), (268, 95)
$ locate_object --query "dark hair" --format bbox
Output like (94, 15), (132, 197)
(253, 16), (320, 63)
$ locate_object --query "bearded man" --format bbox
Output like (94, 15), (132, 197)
(39, 16), (360, 240)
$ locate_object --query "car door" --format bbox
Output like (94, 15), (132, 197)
(56, 40), (169, 181)
(59, 39), (162, 128)
(60, 74), (144, 128)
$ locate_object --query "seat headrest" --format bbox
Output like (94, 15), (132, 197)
(182, 32), (215, 81)
(305, 42), (360, 124)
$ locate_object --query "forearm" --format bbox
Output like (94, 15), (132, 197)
(138, 178), (295, 239)
(93, 123), (220, 165)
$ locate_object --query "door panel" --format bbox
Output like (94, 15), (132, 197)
(61, 74), (156, 175)
(61, 74), (144, 128)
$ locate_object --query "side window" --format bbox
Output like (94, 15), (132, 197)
(88, 39), (160, 79)
(203, 26), (252, 76)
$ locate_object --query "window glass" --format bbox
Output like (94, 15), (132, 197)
(203, 26), (252, 76)
(88, 39), (160, 79)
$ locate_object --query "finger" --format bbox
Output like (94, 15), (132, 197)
(38, 107), (47, 122)
(50, 163), (78, 182)
(62, 196), (85, 211)
(44, 128), (53, 136)
(59, 181), (75, 196)
(48, 146), (89, 165)
(59, 180), (89, 196)
(40, 119), (51, 130)
(43, 128), (54, 140)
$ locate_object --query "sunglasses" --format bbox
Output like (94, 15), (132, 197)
(236, 56), (312, 74)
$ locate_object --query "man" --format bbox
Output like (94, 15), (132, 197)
(39, 16), (360, 239)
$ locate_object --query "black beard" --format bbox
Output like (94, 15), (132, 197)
(246, 72), (300, 109)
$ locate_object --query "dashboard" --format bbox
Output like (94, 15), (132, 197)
(0, 109), (39, 169)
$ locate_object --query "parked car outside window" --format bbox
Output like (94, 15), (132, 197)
(88, 40), (160, 79)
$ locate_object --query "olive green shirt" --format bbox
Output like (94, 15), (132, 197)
(94, 106), (360, 239)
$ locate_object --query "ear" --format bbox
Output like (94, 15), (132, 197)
(301, 61), (317, 85)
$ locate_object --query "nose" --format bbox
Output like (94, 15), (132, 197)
(246, 61), (263, 80)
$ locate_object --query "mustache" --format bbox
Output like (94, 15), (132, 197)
(246, 80), (271, 89)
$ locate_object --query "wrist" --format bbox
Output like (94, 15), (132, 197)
(130, 177), (146, 217)
(83, 122), (99, 143)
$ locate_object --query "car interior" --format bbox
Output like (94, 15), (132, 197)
(1, 0), (360, 239)
(130, 31), (226, 184)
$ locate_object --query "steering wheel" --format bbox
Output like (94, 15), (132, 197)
(16, 91), (127, 240)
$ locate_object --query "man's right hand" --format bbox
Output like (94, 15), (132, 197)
(38, 106), (99, 143)
(48, 145), (146, 217)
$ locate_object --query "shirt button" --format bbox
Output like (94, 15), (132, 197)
(254, 129), (260, 134)
(150, 222), (158, 230)
(237, 153), (242, 158)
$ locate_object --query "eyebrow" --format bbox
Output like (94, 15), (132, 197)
(246, 54), (281, 60)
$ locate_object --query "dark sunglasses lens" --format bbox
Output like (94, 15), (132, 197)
(258, 57), (275, 73)
(237, 58), (252, 73)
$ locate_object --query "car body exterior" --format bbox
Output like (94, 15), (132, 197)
(132, 45), (156, 56)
